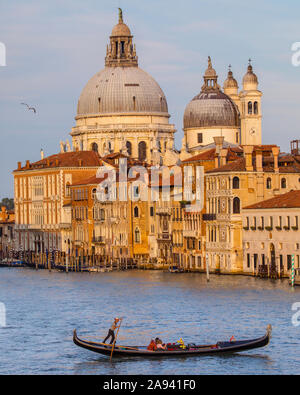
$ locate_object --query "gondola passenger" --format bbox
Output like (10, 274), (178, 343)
(155, 337), (166, 350)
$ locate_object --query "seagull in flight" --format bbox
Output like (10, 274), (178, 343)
(21, 103), (37, 113)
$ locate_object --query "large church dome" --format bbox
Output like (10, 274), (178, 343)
(184, 91), (240, 129)
(184, 57), (240, 129)
(76, 9), (169, 119)
(77, 67), (169, 117)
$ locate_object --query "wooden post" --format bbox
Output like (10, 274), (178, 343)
(110, 318), (123, 362)
(206, 253), (210, 282)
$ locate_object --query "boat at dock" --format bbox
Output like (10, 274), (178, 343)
(0, 259), (25, 268)
(73, 325), (272, 358)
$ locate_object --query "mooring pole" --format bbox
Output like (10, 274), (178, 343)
(206, 253), (210, 282)
(291, 254), (295, 287)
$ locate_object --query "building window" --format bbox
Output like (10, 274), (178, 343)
(197, 133), (203, 144)
(254, 254), (258, 269)
(248, 101), (253, 115)
(233, 177), (240, 189)
(133, 96), (136, 111)
(134, 228), (140, 243)
(281, 178), (287, 189)
(126, 141), (132, 156)
(233, 197), (240, 214)
(236, 132), (239, 144)
(254, 101), (258, 114)
(92, 143), (98, 153)
(266, 178), (272, 189)
(150, 207), (154, 217)
(287, 255), (292, 271)
(138, 141), (147, 161)
(247, 254), (250, 268)
(134, 206), (139, 218)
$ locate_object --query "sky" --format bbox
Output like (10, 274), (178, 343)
(0, 0), (300, 198)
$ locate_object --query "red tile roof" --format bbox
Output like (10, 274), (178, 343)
(182, 148), (241, 163)
(244, 190), (300, 209)
(15, 151), (102, 171)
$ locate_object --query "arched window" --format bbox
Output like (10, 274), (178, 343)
(92, 188), (97, 200)
(100, 209), (105, 221)
(134, 206), (139, 218)
(91, 142), (98, 153)
(134, 228), (140, 243)
(254, 101), (258, 114)
(248, 101), (253, 115)
(233, 177), (240, 189)
(138, 141), (147, 161)
(233, 197), (240, 214)
(133, 96), (136, 111)
(281, 178), (287, 189)
(126, 141), (132, 156)
(266, 178), (272, 189)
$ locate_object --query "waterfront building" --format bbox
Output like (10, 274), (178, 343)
(13, 151), (101, 252)
(0, 206), (15, 258)
(242, 190), (300, 277)
(204, 144), (300, 273)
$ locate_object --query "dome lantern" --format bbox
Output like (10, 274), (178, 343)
(201, 56), (221, 92)
(105, 8), (138, 68)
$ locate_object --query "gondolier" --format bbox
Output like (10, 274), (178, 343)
(103, 318), (120, 344)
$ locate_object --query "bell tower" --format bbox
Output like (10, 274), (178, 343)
(239, 60), (262, 145)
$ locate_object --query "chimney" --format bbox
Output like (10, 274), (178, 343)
(243, 146), (254, 171)
(214, 153), (219, 168)
(17, 162), (21, 170)
(40, 149), (44, 160)
(272, 146), (280, 172)
(25, 160), (30, 169)
(256, 148), (263, 172)
(46, 159), (50, 167)
(55, 159), (59, 167)
(213, 136), (224, 155)
(220, 149), (228, 167)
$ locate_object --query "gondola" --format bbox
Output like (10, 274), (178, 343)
(73, 325), (272, 358)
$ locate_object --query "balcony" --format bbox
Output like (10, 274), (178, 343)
(156, 207), (172, 215)
(202, 214), (216, 221)
(92, 236), (105, 244)
(183, 230), (197, 238)
(157, 233), (172, 242)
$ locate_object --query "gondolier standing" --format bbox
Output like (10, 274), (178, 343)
(103, 318), (120, 344)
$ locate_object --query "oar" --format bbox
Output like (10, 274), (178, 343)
(110, 318), (123, 361)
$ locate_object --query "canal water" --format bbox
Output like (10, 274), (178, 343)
(0, 268), (299, 375)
